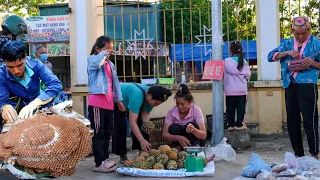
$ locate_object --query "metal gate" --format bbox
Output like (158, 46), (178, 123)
(100, 0), (319, 83)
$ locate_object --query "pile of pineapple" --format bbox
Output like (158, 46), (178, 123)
(124, 145), (189, 170)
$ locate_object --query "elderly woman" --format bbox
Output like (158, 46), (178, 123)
(268, 16), (320, 159)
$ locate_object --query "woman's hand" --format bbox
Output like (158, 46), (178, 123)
(186, 123), (196, 134)
(117, 101), (126, 112)
(177, 136), (191, 148)
(287, 50), (300, 59)
(140, 139), (152, 152)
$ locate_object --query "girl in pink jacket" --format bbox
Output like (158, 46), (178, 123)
(224, 41), (251, 131)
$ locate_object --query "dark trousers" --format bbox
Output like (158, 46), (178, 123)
(226, 95), (246, 127)
(88, 106), (114, 167)
(169, 122), (205, 147)
(112, 105), (149, 156)
(285, 83), (319, 156)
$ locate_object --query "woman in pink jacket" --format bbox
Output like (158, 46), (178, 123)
(224, 41), (251, 131)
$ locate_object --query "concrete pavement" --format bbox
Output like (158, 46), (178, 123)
(0, 136), (298, 180)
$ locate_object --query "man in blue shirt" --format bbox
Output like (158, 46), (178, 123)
(0, 41), (62, 128)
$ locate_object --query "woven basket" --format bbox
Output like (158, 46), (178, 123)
(149, 117), (171, 149)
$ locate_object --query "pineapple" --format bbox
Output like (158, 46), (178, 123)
(178, 151), (189, 160)
(132, 160), (143, 168)
(156, 154), (169, 165)
(153, 163), (165, 170)
(136, 156), (146, 161)
(149, 149), (161, 157)
(166, 160), (178, 170)
(159, 145), (171, 155)
(141, 121), (155, 134)
(140, 160), (153, 169)
(171, 148), (179, 154)
(146, 156), (156, 165)
(139, 152), (149, 158)
(124, 160), (135, 167)
(177, 159), (185, 169)
(169, 152), (178, 160)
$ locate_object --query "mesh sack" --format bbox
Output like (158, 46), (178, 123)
(0, 134), (13, 161)
(1, 113), (91, 177)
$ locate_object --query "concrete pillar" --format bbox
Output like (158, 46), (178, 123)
(256, 0), (281, 81)
(69, 0), (104, 113)
(69, 0), (104, 86)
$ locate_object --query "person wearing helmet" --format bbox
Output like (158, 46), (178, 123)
(0, 15), (28, 63)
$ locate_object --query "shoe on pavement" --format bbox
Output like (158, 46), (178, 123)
(93, 159), (117, 173)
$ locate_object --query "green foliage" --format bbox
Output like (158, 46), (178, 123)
(0, 0), (67, 17)
(279, 0), (320, 39)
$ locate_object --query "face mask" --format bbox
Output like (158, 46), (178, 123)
(40, 54), (49, 61)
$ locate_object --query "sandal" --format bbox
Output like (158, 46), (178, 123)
(93, 159), (117, 173)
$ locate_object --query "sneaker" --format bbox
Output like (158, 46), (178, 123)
(120, 155), (128, 164)
(93, 159), (117, 173)
(228, 127), (235, 131)
(235, 125), (247, 131)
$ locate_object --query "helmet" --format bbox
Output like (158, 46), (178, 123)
(1, 15), (28, 36)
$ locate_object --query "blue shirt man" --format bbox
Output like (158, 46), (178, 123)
(0, 41), (62, 125)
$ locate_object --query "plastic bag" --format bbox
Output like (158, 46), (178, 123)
(299, 171), (313, 177)
(284, 152), (297, 169)
(205, 137), (236, 162)
(312, 169), (320, 177)
(241, 153), (272, 178)
(293, 175), (309, 180)
(296, 156), (320, 171)
(278, 169), (297, 177)
(272, 164), (288, 173)
(256, 170), (276, 180)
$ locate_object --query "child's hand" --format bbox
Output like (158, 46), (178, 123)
(117, 101), (126, 112)
(186, 124), (195, 133)
(104, 49), (116, 55)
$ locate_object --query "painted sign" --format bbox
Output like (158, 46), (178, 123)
(30, 43), (70, 57)
(26, 15), (70, 43)
(202, 60), (225, 80)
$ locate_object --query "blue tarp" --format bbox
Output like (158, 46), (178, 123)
(170, 39), (287, 62)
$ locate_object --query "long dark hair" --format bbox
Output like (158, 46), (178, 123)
(230, 41), (245, 71)
(175, 84), (194, 103)
(90, 36), (113, 55)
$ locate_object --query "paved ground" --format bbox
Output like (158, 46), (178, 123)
(0, 136), (310, 180)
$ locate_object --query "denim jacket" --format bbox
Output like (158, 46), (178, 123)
(87, 51), (123, 102)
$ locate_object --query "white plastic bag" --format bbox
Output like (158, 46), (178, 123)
(205, 137), (236, 162)
(296, 156), (320, 171)
(284, 152), (297, 169)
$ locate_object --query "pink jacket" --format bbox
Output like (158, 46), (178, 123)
(224, 57), (251, 96)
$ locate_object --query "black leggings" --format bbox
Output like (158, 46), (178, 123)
(88, 106), (114, 167)
(226, 95), (246, 127)
(112, 105), (149, 156)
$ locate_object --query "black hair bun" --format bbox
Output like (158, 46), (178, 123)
(179, 84), (190, 95)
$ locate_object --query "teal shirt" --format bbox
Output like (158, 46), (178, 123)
(120, 83), (153, 114)
(14, 65), (34, 88)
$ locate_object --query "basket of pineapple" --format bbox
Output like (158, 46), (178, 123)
(116, 145), (215, 177)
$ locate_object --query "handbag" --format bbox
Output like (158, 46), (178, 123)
(288, 59), (310, 71)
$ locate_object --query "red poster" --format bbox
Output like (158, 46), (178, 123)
(202, 60), (225, 80)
